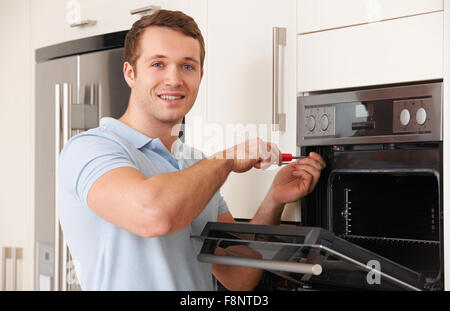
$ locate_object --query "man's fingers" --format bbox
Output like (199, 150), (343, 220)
(308, 152), (326, 169)
(254, 140), (281, 169)
(292, 169), (314, 193)
(268, 142), (282, 166)
(296, 157), (323, 171)
(292, 164), (321, 192)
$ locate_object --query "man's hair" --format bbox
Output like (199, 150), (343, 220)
(124, 9), (205, 74)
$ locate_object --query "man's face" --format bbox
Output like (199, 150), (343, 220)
(124, 26), (203, 125)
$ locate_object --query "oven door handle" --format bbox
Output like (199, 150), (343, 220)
(198, 253), (322, 275)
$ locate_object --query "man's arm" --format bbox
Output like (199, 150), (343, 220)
(210, 211), (264, 291)
(87, 157), (233, 238)
(86, 138), (279, 238)
(210, 198), (283, 291)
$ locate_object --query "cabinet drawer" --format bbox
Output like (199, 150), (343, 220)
(297, 0), (443, 34)
(297, 12), (443, 93)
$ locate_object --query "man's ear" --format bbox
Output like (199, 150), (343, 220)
(123, 61), (135, 88)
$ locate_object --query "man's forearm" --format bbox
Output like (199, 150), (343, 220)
(212, 192), (285, 291)
(142, 157), (233, 234)
(249, 190), (285, 226)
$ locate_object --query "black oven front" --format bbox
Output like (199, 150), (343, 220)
(298, 82), (444, 290)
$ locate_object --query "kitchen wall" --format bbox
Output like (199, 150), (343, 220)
(0, 0), (33, 290)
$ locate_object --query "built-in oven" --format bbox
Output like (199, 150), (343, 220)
(298, 81), (443, 290)
(194, 81), (443, 291)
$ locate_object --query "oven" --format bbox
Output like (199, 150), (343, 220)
(194, 81), (444, 291)
(298, 81), (443, 290)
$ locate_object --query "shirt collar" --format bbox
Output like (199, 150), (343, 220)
(100, 117), (153, 149)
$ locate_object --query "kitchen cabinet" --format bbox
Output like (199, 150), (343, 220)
(31, 0), (194, 49)
(198, 0), (298, 221)
(63, 0), (162, 41)
(297, 11), (443, 92)
(297, 0), (443, 34)
(30, 0), (66, 49)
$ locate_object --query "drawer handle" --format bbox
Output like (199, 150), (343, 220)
(130, 5), (160, 15)
(70, 19), (96, 28)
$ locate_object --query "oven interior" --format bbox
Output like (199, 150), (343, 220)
(330, 172), (441, 286)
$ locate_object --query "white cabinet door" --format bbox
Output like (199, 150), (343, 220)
(297, 0), (443, 34)
(31, 0), (66, 49)
(204, 0), (298, 221)
(33, 0), (195, 46)
(63, 0), (162, 40)
(298, 12), (443, 92)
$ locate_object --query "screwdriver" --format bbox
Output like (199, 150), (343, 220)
(281, 153), (307, 162)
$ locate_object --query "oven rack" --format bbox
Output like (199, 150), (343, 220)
(341, 234), (439, 246)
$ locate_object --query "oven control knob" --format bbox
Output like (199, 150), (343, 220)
(306, 115), (316, 132)
(400, 108), (410, 126)
(320, 114), (329, 131)
(416, 107), (427, 125)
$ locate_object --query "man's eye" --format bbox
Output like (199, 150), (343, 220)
(152, 62), (163, 68)
(184, 64), (194, 70)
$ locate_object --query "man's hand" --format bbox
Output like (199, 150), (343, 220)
(210, 138), (281, 173)
(268, 152), (326, 206)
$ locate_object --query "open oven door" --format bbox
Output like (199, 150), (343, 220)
(192, 222), (424, 291)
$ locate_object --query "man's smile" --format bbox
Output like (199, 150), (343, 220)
(159, 95), (184, 100)
(157, 92), (186, 104)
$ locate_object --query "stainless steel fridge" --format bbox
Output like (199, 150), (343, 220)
(34, 31), (130, 291)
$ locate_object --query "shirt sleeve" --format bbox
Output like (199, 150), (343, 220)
(216, 191), (229, 217)
(58, 133), (137, 205)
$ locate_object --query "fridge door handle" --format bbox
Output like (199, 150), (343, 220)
(54, 84), (61, 291)
(62, 84), (71, 144)
(272, 27), (286, 132)
(55, 83), (71, 291)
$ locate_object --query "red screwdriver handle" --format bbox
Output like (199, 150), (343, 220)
(282, 153), (293, 162)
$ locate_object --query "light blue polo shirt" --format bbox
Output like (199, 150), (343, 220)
(58, 117), (229, 291)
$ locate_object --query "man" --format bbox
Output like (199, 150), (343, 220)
(58, 9), (325, 291)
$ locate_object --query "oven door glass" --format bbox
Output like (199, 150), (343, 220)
(192, 222), (424, 291)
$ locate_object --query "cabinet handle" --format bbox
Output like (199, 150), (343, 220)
(70, 19), (96, 28)
(1, 247), (5, 290)
(272, 27), (286, 132)
(130, 5), (160, 15)
(10, 248), (16, 291)
(0, 247), (22, 290)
